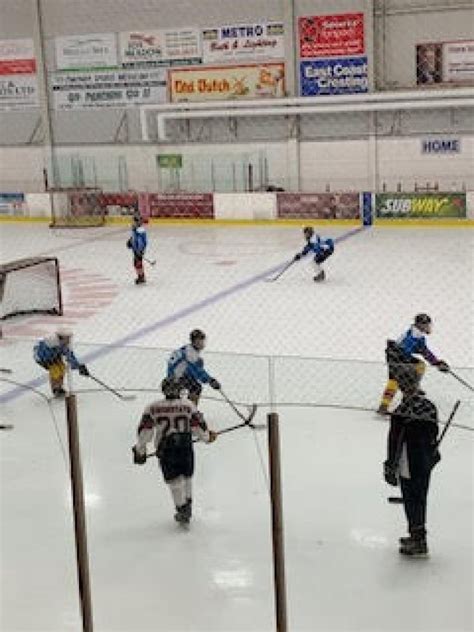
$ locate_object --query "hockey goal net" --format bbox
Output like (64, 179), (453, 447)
(49, 187), (106, 228)
(0, 257), (63, 320)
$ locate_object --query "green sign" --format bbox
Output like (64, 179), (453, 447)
(157, 154), (183, 169)
(375, 193), (466, 218)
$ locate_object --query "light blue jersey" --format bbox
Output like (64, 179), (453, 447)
(301, 235), (334, 258)
(33, 334), (80, 368)
(130, 226), (147, 255)
(167, 344), (211, 384)
(397, 326), (438, 364)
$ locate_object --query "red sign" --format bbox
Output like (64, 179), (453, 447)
(277, 193), (360, 219)
(0, 59), (36, 74)
(147, 194), (214, 218)
(299, 13), (364, 58)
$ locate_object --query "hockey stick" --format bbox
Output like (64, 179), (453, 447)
(0, 423), (14, 430)
(219, 389), (257, 427)
(449, 370), (474, 392)
(0, 368), (13, 374)
(387, 400), (461, 505)
(88, 374), (136, 401)
(264, 259), (295, 283)
(144, 256), (156, 266)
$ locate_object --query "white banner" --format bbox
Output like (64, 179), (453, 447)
(51, 68), (166, 109)
(0, 38), (36, 74)
(55, 33), (117, 70)
(202, 22), (284, 63)
(0, 75), (39, 110)
(443, 40), (474, 83)
(119, 29), (201, 67)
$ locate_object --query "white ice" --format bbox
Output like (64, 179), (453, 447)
(0, 223), (473, 631)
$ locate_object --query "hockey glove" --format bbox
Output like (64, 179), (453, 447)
(209, 378), (221, 390)
(294, 253), (302, 261)
(208, 430), (218, 443)
(132, 446), (147, 465)
(383, 460), (398, 486)
(78, 364), (90, 377)
(436, 360), (449, 373)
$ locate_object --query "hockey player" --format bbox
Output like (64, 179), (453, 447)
(383, 376), (440, 558)
(132, 377), (217, 525)
(126, 214), (148, 284)
(33, 329), (89, 397)
(167, 329), (221, 405)
(377, 314), (449, 415)
(293, 226), (334, 282)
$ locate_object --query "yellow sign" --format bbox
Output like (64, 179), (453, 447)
(169, 62), (285, 102)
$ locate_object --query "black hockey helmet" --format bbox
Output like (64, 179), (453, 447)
(190, 329), (206, 349)
(161, 377), (182, 399)
(303, 226), (314, 239)
(415, 313), (432, 334)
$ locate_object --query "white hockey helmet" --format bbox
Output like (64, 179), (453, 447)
(57, 328), (73, 342)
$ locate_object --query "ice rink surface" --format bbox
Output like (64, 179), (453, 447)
(1, 222), (473, 632)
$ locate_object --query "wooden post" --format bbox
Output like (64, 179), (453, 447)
(267, 412), (288, 632)
(65, 393), (94, 632)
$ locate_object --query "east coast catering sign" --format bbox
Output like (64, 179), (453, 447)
(119, 29), (201, 67)
(300, 57), (368, 95)
(51, 68), (166, 109)
(0, 38), (39, 110)
(169, 63), (285, 102)
(299, 13), (364, 58)
(202, 22), (284, 63)
(55, 33), (118, 70)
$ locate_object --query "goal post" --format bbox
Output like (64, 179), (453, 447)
(49, 187), (106, 228)
(0, 257), (63, 320)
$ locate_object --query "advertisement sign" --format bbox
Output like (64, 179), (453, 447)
(157, 155), (183, 169)
(300, 57), (368, 96)
(55, 33), (117, 70)
(0, 75), (39, 110)
(0, 39), (36, 74)
(299, 13), (364, 58)
(51, 68), (166, 109)
(202, 22), (284, 63)
(416, 40), (474, 85)
(0, 193), (26, 215)
(375, 193), (466, 218)
(169, 63), (285, 102)
(443, 40), (474, 83)
(147, 194), (214, 218)
(119, 29), (201, 67)
(277, 193), (360, 219)
(422, 138), (461, 154)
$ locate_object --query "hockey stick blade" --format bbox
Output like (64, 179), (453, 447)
(388, 496), (404, 504)
(144, 257), (156, 266)
(0, 424), (14, 430)
(0, 368), (13, 374)
(245, 403), (258, 427)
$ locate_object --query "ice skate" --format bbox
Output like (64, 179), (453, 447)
(399, 537), (429, 558)
(174, 505), (190, 526)
(135, 275), (146, 285)
(53, 387), (66, 398)
(313, 270), (325, 282)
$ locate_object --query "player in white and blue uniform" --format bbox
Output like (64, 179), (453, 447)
(33, 329), (89, 396)
(377, 314), (449, 415)
(293, 226), (335, 282)
(126, 214), (148, 284)
(167, 329), (221, 404)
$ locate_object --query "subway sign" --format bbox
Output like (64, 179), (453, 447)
(375, 193), (466, 218)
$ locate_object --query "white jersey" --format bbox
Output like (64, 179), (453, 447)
(135, 396), (211, 456)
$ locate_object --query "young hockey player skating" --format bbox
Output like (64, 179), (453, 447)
(126, 214), (148, 284)
(167, 329), (221, 405)
(33, 329), (89, 396)
(132, 377), (217, 525)
(293, 226), (334, 282)
(377, 314), (449, 415)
